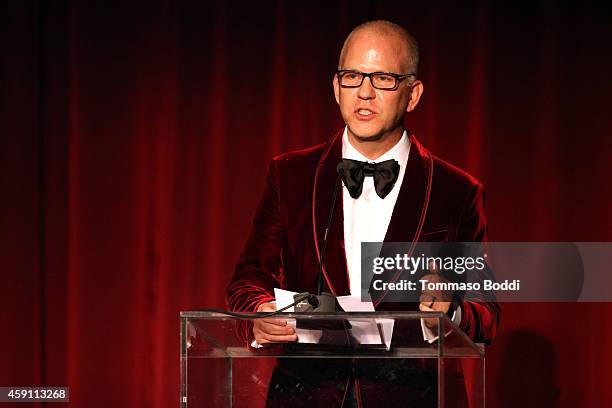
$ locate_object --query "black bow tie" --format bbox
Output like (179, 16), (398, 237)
(337, 158), (400, 199)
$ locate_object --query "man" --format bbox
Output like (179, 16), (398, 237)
(227, 20), (500, 406)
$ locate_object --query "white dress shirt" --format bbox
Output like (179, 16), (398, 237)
(342, 128), (410, 297)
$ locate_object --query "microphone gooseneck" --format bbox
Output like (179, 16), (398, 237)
(316, 173), (341, 296)
(202, 292), (316, 319)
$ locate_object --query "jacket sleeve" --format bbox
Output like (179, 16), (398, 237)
(454, 183), (501, 345)
(226, 159), (284, 313)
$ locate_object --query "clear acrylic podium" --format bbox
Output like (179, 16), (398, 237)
(180, 311), (484, 407)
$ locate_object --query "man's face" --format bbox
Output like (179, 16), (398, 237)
(333, 32), (422, 141)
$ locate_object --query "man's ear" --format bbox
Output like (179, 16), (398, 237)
(333, 74), (340, 105)
(406, 80), (424, 113)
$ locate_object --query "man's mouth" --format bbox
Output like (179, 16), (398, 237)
(355, 108), (376, 120)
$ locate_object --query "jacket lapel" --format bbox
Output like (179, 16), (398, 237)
(312, 130), (351, 296)
(383, 133), (432, 244)
(371, 134), (433, 306)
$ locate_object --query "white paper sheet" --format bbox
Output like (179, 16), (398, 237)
(336, 295), (394, 350)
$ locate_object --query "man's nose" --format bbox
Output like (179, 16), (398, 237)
(358, 76), (376, 99)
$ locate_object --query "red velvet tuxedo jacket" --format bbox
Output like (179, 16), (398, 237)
(227, 130), (500, 344)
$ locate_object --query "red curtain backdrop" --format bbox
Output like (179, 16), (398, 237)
(2, 1), (612, 406)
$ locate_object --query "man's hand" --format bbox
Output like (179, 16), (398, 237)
(419, 262), (453, 330)
(253, 302), (297, 344)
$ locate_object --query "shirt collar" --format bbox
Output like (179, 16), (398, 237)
(341, 127), (410, 166)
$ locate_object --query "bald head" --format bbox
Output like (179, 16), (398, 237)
(338, 20), (419, 75)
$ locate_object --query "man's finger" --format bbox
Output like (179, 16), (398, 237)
(420, 300), (452, 314)
(257, 302), (278, 313)
(256, 302), (288, 325)
(419, 303), (433, 312)
(419, 303), (440, 330)
(256, 333), (298, 344)
(420, 292), (436, 306)
(255, 321), (295, 335)
(261, 317), (287, 326)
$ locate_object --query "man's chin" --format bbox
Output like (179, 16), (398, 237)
(347, 126), (384, 142)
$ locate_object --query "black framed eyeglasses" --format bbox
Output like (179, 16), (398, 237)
(336, 70), (416, 90)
